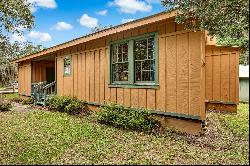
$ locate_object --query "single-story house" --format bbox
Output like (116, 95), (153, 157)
(13, 11), (240, 134)
(239, 65), (249, 102)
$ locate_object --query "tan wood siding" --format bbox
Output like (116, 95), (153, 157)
(166, 35), (177, 114)
(77, 53), (82, 99)
(55, 21), (205, 119)
(205, 47), (240, 103)
(177, 33), (189, 115)
(56, 53), (63, 95)
(32, 61), (54, 83)
(17, 14), (240, 121)
(18, 61), (31, 96)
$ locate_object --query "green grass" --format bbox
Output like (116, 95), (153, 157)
(218, 103), (249, 137)
(2, 93), (19, 100)
(0, 104), (249, 165)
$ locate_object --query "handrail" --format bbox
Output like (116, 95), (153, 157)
(32, 81), (56, 106)
(43, 81), (56, 89)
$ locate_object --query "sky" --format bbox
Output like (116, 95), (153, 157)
(11, 0), (166, 48)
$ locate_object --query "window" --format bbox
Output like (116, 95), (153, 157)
(112, 42), (129, 82)
(63, 55), (71, 76)
(110, 33), (158, 87)
(134, 36), (155, 82)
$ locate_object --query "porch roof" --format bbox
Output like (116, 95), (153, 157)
(12, 11), (177, 63)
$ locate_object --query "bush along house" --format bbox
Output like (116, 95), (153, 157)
(13, 11), (240, 135)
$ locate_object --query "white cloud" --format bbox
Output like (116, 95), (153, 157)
(95, 10), (108, 16)
(54, 22), (73, 30)
(28, 0), (57, 12)
(27, 31), (52, 42)
(79, 14), (98, 28)
(108, 0), (152, 14)
(121, 18), (135, 23)
(10, 34), (27, 43)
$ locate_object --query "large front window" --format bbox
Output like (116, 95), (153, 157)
(110, 33), (158, 87)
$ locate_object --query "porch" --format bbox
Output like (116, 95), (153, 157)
(30, 55), (56, 106)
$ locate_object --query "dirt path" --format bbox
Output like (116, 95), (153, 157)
(11, 103), (33, 112)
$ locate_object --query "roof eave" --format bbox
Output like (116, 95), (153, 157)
(12, 11), (176, 63)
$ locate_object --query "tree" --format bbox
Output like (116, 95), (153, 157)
(91, 24), (113, 33)
(0, 0), (34, 38)
(0, 40), (44, 87)
(161, 0), (249, 64)
(0, 0), (35, 86)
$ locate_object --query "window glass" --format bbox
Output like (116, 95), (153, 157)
(111, 43), (129, 82)
(110, 34), (156, 85)
(63, 56), (71, 75)
(134, 36), (155, 82)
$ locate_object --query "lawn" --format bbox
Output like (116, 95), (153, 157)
(0, 102), (249, 165)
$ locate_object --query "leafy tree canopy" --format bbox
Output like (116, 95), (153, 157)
(91, 24), (113, 33)
(0, 0), (34, 37)
(0, 39), (44, 86)
(161, 0), (249, 52)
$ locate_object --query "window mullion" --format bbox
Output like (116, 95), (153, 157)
(128, 40), (134, 84)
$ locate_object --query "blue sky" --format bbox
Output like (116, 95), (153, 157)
(11, 0), (165, 48)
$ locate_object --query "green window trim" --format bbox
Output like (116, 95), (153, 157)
(63, 55), (72, 77)
(109, 32), (158, 88)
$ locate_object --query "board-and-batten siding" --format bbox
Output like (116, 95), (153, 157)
(205, 47), (239, 103)
(32, 61), (55, 83)
(18, 62), (31, 96)
(56, 21), (206, 120)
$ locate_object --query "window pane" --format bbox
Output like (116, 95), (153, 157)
(148, 37), (154, 59)
(112, 63), (129, 82)
(134, 35), (155, 82)
(111, 41), (129, 82)
(143, 60), (155, 70)
(64, 56), (71, 75)
(134, 39), (147, 60)
(118, 45), (123, 62)
(142, 70), (154, 81)
(135, 61), (142, 81)
(112, 46), (117, 63)
(122, 44), (128, 61)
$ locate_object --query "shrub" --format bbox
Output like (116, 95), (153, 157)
(2, 93), (33, 105)
(21, 98), (34, 105)
(65, 99), (87, 115)
(97, 103), (160, 132)
(47, 96), (88, 115)
(0, 101), (12, 112)
(3, 93), (21, 103)
(47, 96), (72, 112)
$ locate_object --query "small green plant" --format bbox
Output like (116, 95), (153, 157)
(47, 95), (88, 115)
(3, 93), (20, 102)
(218, 103), (249, 137)
(47, 96), (73, 112)
(65, 99), (87, 115)
(97, 103), (160, 132)
(0, 101), (12, 112)
(2, 93), (31, 105)
(21, 98), (34, 105)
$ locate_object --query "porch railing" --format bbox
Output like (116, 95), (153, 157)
(31, 81), (56, 106)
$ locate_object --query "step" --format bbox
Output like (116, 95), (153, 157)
(36, 101), (45, 106)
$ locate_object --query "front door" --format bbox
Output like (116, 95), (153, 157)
(46, 67), (55, 84)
